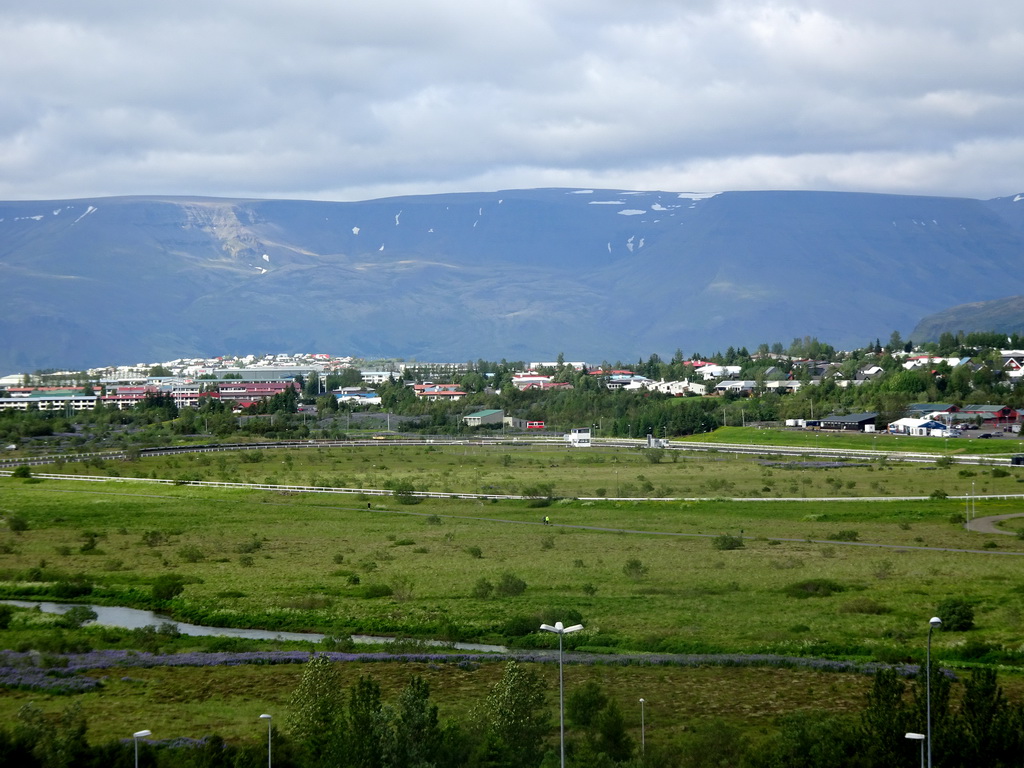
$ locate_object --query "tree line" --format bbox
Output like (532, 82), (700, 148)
(3, 657), (1024, 768)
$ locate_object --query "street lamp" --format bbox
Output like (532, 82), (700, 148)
(133, 729), (151, 768)
(259, 714), (272, 768)
(639, 698), (646, 754)
(927, 616), (942, 768)
(540, 620), (584, 768)
(906, 732), (925, 768)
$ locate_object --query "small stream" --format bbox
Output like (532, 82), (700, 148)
(1, 600), (508, 653)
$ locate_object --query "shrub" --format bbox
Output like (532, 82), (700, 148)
(465, 545), (483, 559)
(783, 579), (847, 599)
(501, 614), (538, 637)
(392, 480), (420, 504)
(235, 537), (263, 554)
(7, 515), (29, 533)
(712, 534), (745, 551)
(826, 530), (859, 542)
(239, 555), (255, 567)
(936, 597), (975, 630)
(471, 578), (494, 598)
(152, 574), (186, 602)
(839, 597), (892, 615)
(55, 606), (98, 629)
(495, 572), (527, 597)
(992, 467), (1009, 478)
(11, 465), (31, 478)
(930, 489), (949, 499)
(178, 545), (206, 563)
(361, 583), (394, 599)
(54, 576), (93, 598)
(0, 604), (14, 629)
(141, 530), (167, 547)
(622, 558), (649, 579)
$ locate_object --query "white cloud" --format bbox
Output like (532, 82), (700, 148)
(0, 1), (1022, 201)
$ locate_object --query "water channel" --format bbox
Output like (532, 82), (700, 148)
(1, 600), (508, 653)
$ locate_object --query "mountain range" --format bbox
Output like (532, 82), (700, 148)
(2, 188), (1024, 373)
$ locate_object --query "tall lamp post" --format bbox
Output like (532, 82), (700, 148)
(906, 732), (925, 768)
(133, 729), (151, 768)
(259, 714), (272, 768)
(927, 616), (942, 768)
(639, 698), (646, 755)
(540, 620), (584, 768)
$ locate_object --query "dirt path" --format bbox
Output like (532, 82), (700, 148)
(966, 513), (1024, 535)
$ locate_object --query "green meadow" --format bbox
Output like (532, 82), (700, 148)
(4, 433), (1024, 747)
(36, 433), (1024, 500)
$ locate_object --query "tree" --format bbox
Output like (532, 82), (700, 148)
(348, 675), (389, 768)
(590, 700), (633, 763)
(14, 701), (90, 768)
(566, 681), (607, 728)
(388, 676), (443, 768)
(289, 654), (347, 766)
(859, 667), (909, 767)
(481, 661), (549, 768)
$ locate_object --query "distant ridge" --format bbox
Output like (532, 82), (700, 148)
(2, 188), (1024, 371)
(911, 296), (1024, 343)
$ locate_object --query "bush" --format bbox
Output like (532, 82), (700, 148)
(826, 530), (859, 542)
(361, 582), (394, 598)
(178, 545), (206, 563)
(783, 579), (847, 599)
(622, 558), (649, 579)
(11, 465), (31, 478)
(152, 574), (186, 602)
(465, 545), (483, 559)
(712, 534), (744, 551)
(839, 597), (892, 615)
(495, 572), (527, 597)
(930, 489), (949, 499)
(936, 597), (975, 631)
(55, 606), (98, 629)
(7, 515), (29, 533)
(392, 480), (420, 505)
(54, 576), (93, 598)
(471, 578), (494, 598)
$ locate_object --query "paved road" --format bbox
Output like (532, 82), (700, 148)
(967, 513), (1024, 535)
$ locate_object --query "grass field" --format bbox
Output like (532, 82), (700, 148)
(5, 431), (1024, 747)
(34, 433), (1024, 500)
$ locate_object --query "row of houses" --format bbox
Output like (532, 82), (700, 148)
(0, 381), (301, 412)
(810, 403), (1022, 436)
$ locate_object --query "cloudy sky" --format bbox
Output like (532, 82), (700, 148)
(2, 1), (1022, 202)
